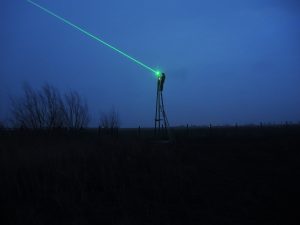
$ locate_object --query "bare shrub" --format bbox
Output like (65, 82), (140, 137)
(63, 91), (89, 129)
(11, 84), (46, 129)
(10, 83), (89, 130)
(99, 108), (120, 136)
(42, 84), (65, 129)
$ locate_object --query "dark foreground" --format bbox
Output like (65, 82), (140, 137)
(1, 126), (300, 225)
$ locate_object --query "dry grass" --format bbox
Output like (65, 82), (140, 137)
(1, 126), (300, 225)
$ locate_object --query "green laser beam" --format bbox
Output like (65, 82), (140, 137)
(27, 0), (159, 75)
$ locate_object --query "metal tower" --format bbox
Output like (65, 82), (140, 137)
(155, 73), (170, 138)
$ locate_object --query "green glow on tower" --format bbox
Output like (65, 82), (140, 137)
(27, 0), (160, 76)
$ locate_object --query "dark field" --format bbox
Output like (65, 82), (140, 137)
(1, 126), (300, 225)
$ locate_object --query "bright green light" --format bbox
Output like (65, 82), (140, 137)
(27, 0), (158, 75)
(156, 71), (161, 77)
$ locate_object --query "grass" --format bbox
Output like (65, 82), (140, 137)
(1, 125), (300, 225)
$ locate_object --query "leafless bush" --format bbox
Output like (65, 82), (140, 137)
(63, 91), (89, 129)
(42, 84), (65, 129)
(10, 83), (89, 130)
(100, 108), (120, 129)
(99, 108), (120, 136)
(11, 84), (47, 129)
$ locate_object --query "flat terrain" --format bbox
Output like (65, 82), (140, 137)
(1, 126), (300, 225)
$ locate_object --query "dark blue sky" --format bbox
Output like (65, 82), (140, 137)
(1, 0), (300, 127)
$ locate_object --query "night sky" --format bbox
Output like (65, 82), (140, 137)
(1, 0), (300, 127)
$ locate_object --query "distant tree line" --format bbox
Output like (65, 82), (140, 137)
(10, 83), (89, 130)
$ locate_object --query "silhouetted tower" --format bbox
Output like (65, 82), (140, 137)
(155, 73), (170, 138)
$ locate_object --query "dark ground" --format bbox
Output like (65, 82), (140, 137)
(1, 125), (300, 225)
